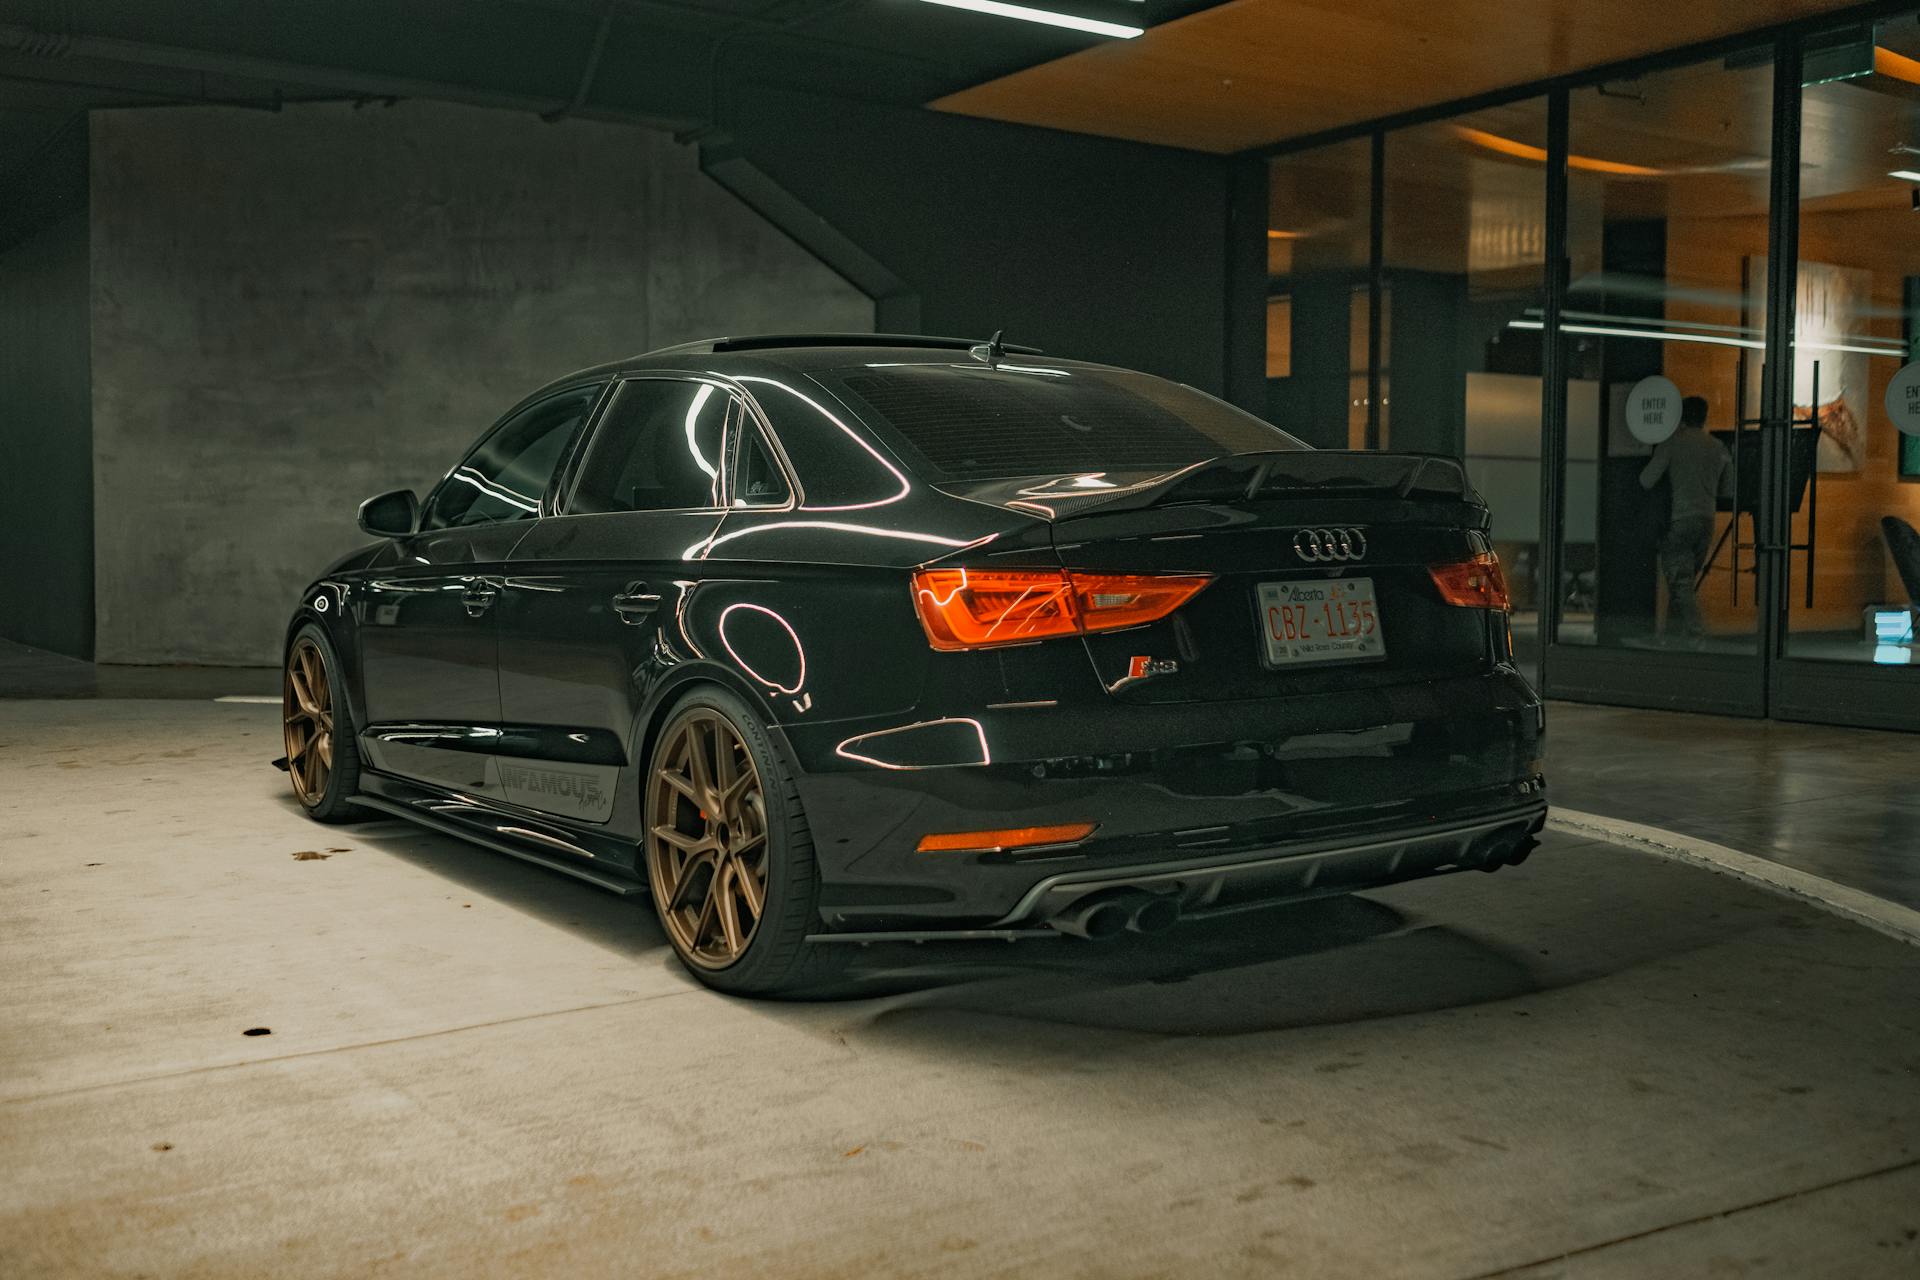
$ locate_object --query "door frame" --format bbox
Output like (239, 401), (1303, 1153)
(1535, 27), (1920, 730)
(1758, 30), (1920, 732)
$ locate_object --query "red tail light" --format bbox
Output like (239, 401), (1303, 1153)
(1429, 552), (1511, 611)
(911, 568), (1213, 651)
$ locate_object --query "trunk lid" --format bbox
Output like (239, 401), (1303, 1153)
(988, 452), (1499, 705)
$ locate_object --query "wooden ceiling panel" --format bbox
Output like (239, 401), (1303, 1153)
(931, 0), (1869, 153)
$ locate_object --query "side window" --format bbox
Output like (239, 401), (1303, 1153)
(738, 374), (910, 509)
(569, 378), (731, 514)
(423, 386), (599, 530)
(734, 426), (792, 507)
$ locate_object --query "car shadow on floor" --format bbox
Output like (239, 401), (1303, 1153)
(304, 803), (1788, 1042)
(798, 845), (1796, 1045)
(294, 799), (672, 960)
(824, 893), (1549, 1038)
(308, 792), (1512, 1019)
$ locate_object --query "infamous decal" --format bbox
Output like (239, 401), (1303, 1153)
(497, 762), (614, 821)
(499, 764), (605, 807)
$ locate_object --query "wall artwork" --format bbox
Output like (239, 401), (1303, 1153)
(1746, 256), (1869, 473)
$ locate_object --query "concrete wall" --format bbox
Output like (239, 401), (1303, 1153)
(88, 100), (871, 665)
(0, 209), (94, 659)
(712, 85), (1250, 404)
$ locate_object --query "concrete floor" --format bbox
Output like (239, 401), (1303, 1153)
(0, 638), (279, 701)
(3, 697), (1919, 1278)
(1549, 703), (1920, 911)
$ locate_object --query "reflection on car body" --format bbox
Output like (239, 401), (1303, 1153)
(279, 333), (1547, 996)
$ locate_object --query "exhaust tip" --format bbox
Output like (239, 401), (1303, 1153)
(1471, 833), (1513, 872)
(1081, 901), (1129, 940)
(1051, 895), (1132, 940)
(1127, 895), (1180, 935)
(1471, 831), (1538, 872)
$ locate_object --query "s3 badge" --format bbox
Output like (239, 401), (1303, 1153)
(1109, 655), (1179, 693)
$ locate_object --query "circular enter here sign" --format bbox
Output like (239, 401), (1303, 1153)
(1887, 360), (1920, 437)
(1625, 375), (1682, 445)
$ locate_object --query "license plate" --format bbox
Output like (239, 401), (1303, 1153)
(1257, 578), (1386, 667)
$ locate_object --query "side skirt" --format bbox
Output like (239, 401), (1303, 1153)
(355, 770), (646, 896)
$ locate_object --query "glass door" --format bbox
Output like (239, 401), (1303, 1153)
(1380, 103), (1551, 683)
(1770, 13), (1920, 729)
(1542, 50), (1776, 715)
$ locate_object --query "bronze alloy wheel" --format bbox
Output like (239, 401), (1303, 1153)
(283, 636), (334, 806)
(645, 709), (771, 969)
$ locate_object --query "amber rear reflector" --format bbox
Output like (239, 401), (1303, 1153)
(916, 822), (1098, 853)
(911, 568), (1212, 651)
(1429, 552), (1512, 611)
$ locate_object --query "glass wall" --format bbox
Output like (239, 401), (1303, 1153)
(1555, 54), (1775, 655)
(1264, 138), (1372, 451)
(1254, 19), (1920, 726)
(1787, 16), (1920, 667)
(1265, 112), (1550, 675)
(1382, 104), (1549, 672)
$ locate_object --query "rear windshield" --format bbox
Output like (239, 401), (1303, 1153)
(819, 362), (1305, 483)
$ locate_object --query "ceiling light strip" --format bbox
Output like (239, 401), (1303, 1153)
(1508, 318), (1903, 358)
(1875, 46), (1920, 88)
(914, 0), (1144, 39)
(1450, 125), (1663, 177)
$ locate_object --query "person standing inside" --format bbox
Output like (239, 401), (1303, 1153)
(1639, 395), (1732, 646)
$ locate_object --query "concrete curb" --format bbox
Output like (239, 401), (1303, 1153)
(1549, 807), (1920, 949)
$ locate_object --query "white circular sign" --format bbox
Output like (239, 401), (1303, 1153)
(1625, 375), (1682, 445)
(1886, 360), (1920, 438)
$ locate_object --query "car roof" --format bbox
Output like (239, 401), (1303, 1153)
(524, 334), (1119, 401)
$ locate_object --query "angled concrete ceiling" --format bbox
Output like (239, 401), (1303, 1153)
(932, 0), (1890, 153)
(0, 0), (1224, 165)
(0, 0), (1230, 249)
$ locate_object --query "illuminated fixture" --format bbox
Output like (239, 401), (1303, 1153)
(913, 0), (1143, 39)
(916, 823), (1097, 853)
(1870, 608), (1915, 646)
(1505, 317), (1903, 359)
(1450, 125), (1663, 177)
(1267, 229), (1304, 240)
(1890, 170), (1920, 182)
(1877, 46), (1920, 87)
(911, 568), (1211, 650)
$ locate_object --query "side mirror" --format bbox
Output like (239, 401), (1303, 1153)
(357, 489), (420, 538)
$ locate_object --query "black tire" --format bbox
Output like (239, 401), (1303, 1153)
(641, 686), (845, 998)
(283, 622), (366, 824)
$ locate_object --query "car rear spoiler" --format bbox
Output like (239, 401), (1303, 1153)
(1075, 450), (1476, 514)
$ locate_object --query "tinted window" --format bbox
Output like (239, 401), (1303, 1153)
(734, 428), (791, 507)
(736, 374), (909, 510)
(570, 379), (730, 514)
(424, 386), (599, 529)
(824, 363), (1304, 483)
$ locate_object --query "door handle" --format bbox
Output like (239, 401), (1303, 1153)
(461, 579), (500, 618)
(612, 581), (661, 624)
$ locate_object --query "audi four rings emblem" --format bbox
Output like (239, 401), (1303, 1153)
(1292, 527), (1368, 562)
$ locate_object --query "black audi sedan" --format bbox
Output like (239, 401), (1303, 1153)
(280, 334), (1546, 995)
